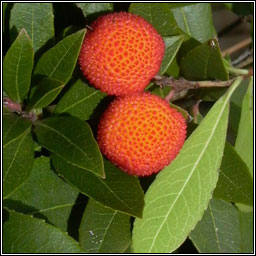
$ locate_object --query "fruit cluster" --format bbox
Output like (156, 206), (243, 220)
(79, 12), (187, 176)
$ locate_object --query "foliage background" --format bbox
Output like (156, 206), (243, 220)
(2, 2), (253, 253)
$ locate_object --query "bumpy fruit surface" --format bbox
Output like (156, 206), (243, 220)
(79, 12), (165, 96)
(97, 93), (187, 176)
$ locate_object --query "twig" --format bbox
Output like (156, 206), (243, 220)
(192, 100), (202, 124)
(232, 49), (252, 66)
(3, 97), (22, 113)
(236, 55), (253, 69)
(226, 66), (250, 75)
(154, 75), (236, 102)
(222, 37), (252, 56)
(164, 89), (176, 102)
(3, 97), (37, 121)
(86, 25), (93, 31)
(154, 75), (236, 91)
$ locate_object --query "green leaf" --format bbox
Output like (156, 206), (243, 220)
(79, 199), (131, 253)
(214, 143), (253, 205)
(180, 38), (229, 80)
(34, 29), (86, 84)
(3, 113), (34, 199)
(4, 157), (79, 232)
(170, 3), (215, 43)
(189, 199), (240, 253)
(55, 79), (106, 120)
(129, 3), (181, 36)
(236, 203), (253, 213)
(76, 3), (113, 17)
(27, 77), (64, 110)
(239, 210), (253, 253)
(3, 29), (33, 103)
(132, 77), (243, 253)
(10, 3), (54, 53)
(159, 35), (184, 75)
(229, 78), (249, 136)
(3, 112), (32, 146)
(235, 77), (253, 176)
(3, 209), (84, 253)
(34, 115), (104, 178)
(52, 156), (144, 218)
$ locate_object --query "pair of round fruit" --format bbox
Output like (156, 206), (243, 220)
(79, 12), (187, 176)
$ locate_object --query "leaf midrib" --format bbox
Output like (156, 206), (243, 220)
(3, 116), (24, 144)
(31, 84), (64, 109)
(15, 44), (23, 102)
(3, 128), (30, 182)
(48, 33), (82, 80)
(180, 7), (191, 36)
(59, 90), (99, 113)
(36, 122), (88, 158)
(97, 211), (117, 252)
(97, 178), (133, 213)
(209, 203), (221, 252)
(220, 171), (251, 202)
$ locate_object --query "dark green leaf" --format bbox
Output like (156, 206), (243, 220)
(3, 112), (32, 146)
(52, 156), (144, 218)
(10, 3), (54, 53)
(3, 29), (33, 102)
(149, 34), (184, 98)
(180, 38), (229, 80)
(55, 79), (106, 120)
(170, 3), (215, 43)
(149, 84), (171, 98)
(76, 3), (113, 17)
(27, 77), (64, 110)
(224, 3), (253, 16)
(214, 143), (253, 205)
(3, 3), (8, 33)
(3, 113), (34, 199)
(229, 78), (249, 136)
(3, 210), (84, 253)
(34, 29), (86, 84)
(132, 77), (243, 253)
(166, 56), (180, 77)
(34, 116), (104, 178)
(190, 199), (240, 253)
(4, 157), (79, 232)
(159, 35), (184, 75)
(239, 211), (253, 253)
(123, 246), (132, 253)
(197, 87), (228, 102)
(129, 3), (181, 36)
(235, 77), (253, 176)
(79, 199), (131, 253)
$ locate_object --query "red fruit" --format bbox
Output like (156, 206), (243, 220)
(97, 93), (187, 176)
(79, 12), (165, 96)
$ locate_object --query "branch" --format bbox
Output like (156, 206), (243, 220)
(154, 75), (236, 91)
(222, 37), (252, 56)
(154, 76), (238, 102)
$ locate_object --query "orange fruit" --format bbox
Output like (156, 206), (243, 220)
(79, 12), (165, 96)
(97, 93), (187, 176)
